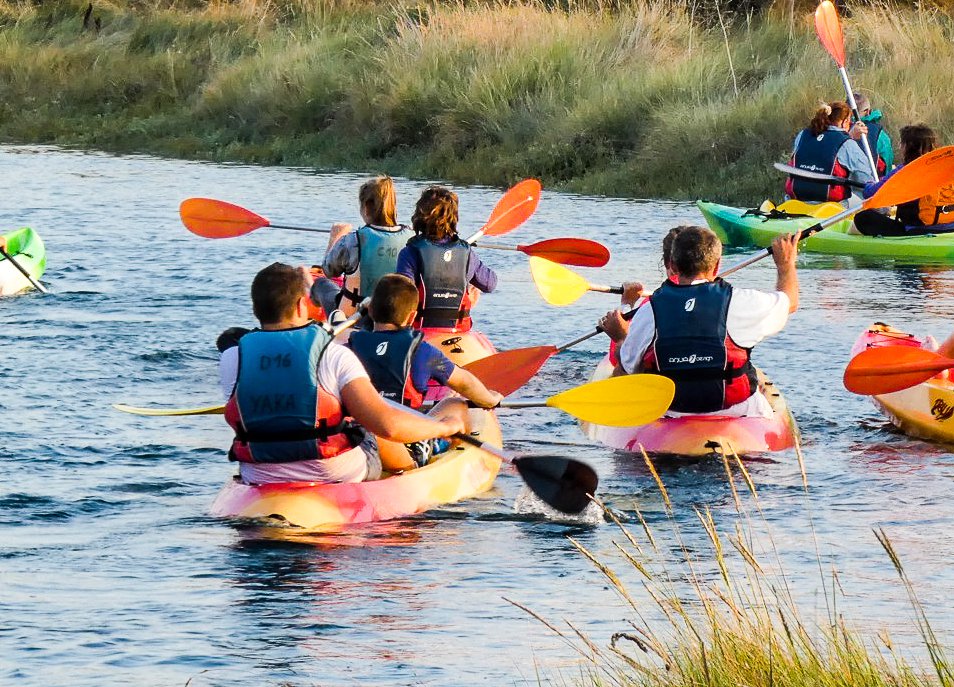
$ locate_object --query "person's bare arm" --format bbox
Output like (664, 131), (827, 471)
(341, 377), (465, 442)
(938, 332), (954, 359)
(771, 233), (799, 313)
(445, 368), (503, 408)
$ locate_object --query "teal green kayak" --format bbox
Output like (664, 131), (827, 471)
(697, 201), (954, 263)
(0, 227), (46, 295)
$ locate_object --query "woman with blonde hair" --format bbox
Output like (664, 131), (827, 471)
(314, 176), (414, 316)
(396, 186), (497, 332)
(785, 101), (874, 204)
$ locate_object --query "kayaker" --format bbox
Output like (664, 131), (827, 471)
(311, 176), (414, 319)
(855, 124), (954, 237)
(785, 101), (874, 205)
(349, 273), (503, 467)
(396, 186), (497, 332)
(853, 92), (894, 175)
(0, 237), (6, 251)
(599, 226), (799, 417)
(218, 262), (470, 484)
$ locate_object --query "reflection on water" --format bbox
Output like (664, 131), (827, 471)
(0, 145), (953, 686)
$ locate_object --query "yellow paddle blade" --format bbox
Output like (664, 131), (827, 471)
(529, 256), (590, 306)
(777, 199), (844, 219)
(546, 374), (675, 427)
(113, 403), (225, 416)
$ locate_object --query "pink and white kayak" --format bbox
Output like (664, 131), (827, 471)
(210, 411), (503, 529)
(851, 323), (954, 445)
(421, 327), (496, 402)
(580, 355), (797, 456)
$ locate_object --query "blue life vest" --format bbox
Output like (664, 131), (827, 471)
(787, 128), (851, 202)
(356, 224), (414, 298)
(640, 279), (757, 414)
(349, 329), (425, 408)
(226, 324), (363, 463)
(407, 235), (471, 329)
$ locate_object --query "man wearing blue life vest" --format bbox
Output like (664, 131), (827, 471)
(854, 92), (894, 176)
(218, 262), (469, 484)
(599, 226), (799, 417)
(349, 274), (504, 468)
(786, 101), (875, 204)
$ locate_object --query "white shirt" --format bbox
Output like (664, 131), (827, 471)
(619, 284), (790, 418)
(220, 338), (376, 484)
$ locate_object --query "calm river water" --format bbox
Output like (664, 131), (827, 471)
(1, 145), (952, 686)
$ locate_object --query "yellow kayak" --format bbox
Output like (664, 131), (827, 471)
(851, 324), (954, 445)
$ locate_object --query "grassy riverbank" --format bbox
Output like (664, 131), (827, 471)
(547, 452), (953, 686)
(1, 0), (953, 202)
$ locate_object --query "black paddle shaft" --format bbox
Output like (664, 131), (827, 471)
(0, 247), (48, 293)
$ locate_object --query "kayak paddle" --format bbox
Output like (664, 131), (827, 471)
(0, 247), (48, 294)
(180, 196), (601, 267)
(529, 256), (623, 306)
(180, 180), (541, 241)
(452, 432), (598, 514)
(474, 237), (610, 267)
(117, 373), (675, 428)
(495, 373), (674, 427)
(113, 403), (225, 416)
(815, 0), (879, 180)
(180, 198), (331, 239)
(720, 144), (954, 277)
(844, 346), (954, 395)
(464, 178), (541, 244)
(773, 162), (866, 190)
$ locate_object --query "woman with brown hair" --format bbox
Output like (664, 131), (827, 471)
(395, 186), (497, 332)
(855, 124), (954, 237)
(785, 101), (875, 204)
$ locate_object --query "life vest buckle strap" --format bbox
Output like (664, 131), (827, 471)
(339, 287), (362, 306)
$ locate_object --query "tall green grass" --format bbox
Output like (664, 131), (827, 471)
(1, 0), (953, 202)
(522, 447), (952, 686)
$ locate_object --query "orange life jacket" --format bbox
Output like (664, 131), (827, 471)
(918, 183), (954, 226)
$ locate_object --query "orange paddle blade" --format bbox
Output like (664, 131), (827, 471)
(520, 238), (610, 267)
(844, 346), (954, 395)
(865, 145), (954, 209)
(815, 1), (846, 67)
(481, 179), (542, 237)
(180, 198), (270, 239)
(463, 345), (558, 397)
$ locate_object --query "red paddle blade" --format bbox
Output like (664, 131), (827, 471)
(480, 179), (542, 237)
(815, 1), (846, 67)
(463, 345), (558, 397)
(844, 346), (954, 395)
(179, 198), (270, 239)
(865, 145), (954, 209)
(520, 238), (611, 267)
